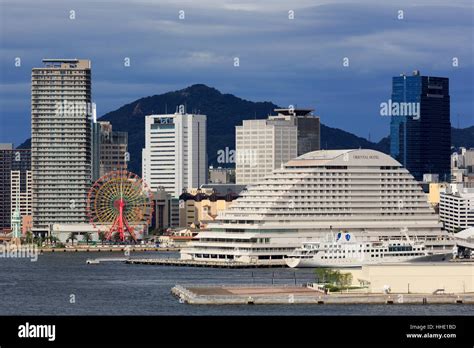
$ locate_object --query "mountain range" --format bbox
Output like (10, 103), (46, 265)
(18, 84), (474, 175)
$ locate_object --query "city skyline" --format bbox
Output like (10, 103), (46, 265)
(1, 0), (473, 147)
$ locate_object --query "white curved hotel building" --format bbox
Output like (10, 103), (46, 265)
(181, 149), (452, 264)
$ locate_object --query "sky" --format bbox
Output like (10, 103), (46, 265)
(0, 0), (473, 146)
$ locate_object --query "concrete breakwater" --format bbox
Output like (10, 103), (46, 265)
(171, 284), (474, 305)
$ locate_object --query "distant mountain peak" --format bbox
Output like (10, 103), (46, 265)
(16, 84), (474, 177)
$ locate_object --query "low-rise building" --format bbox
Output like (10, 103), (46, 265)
(439, 186), (474, 233)
(178, 185), (245, 228)
(349, 263), (473, 294)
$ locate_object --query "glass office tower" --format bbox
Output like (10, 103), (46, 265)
(390, 70), (451, 181)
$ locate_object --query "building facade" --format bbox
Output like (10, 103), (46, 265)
(31, 59), (92, 234)
(274, 108), (320, 156)
(178, 185), (245, 228)
(235, 108), (320, 185)
(0, 144), (31, 232)
(151, 188), (180, 232)
(92, 121), (128, 180)
(235, 114), (297, 185)
(390, 70), (451, 182)
(439, 187), (474, 233)
(11, 168), (32, 232)
(181, 149), (451, 265)
(451, 147), (474, 184)
(142, 111), (207, 197)
(208, 166), (234, 184)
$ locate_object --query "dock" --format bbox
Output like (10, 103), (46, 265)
(38, 247), (178, 253)
(126, 258), (286, 268)
(171, 284), (474, 305)
(86, 257), (129, 264)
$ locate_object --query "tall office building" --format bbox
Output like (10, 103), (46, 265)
(0, 144), (31, 231)
(390, 70), (451, 182)
(235, 111), (297, 185)
(11, 169), (32, 229)
(92, 121), (128, 180)
(142, 110), (207, 197)
(31, 59), (92, 234)
(274, 108), (320, 156)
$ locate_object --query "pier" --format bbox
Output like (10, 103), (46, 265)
(171, 284), (474, 305)
(38, 247), (178, 253)
(86, 257), (129, 264)
(126, 258), (286, 268)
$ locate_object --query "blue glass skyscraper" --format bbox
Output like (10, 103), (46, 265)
(389, 70), (451, 181)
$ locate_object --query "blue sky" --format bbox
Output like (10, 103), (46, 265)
(0, 0), (473, 146)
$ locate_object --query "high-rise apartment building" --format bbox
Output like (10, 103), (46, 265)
(11, 168), (32, 222)
(31, 59), (92, 234)
(390, 70), (451, 182)
(142, 110), (207, 197)
(0, 144), (31, 231)
(92, 121), (128, 180)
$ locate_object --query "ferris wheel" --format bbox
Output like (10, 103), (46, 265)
(87, 170), (154, 242)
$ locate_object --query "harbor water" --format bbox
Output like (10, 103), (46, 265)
(0, 251), (471, 315)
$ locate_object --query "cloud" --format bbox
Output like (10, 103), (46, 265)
(0, 0), (472, 144)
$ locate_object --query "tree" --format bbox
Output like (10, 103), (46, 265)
(82, 232), (92, 245)
(25, 231), (33, 244)
(112, 232), (121, 243)
(98, 231), (107, 245)
(68, 232), (77, 246)
(315, 268), (353, 288)
(46, 235), (58, 245)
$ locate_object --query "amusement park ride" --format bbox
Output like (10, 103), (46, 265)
(86, 170), (153, 242)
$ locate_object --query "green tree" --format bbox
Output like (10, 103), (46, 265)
(98, 231), (107, 245)
(315, 268), (352, 288)
(68, 232), (77, 246)
(112, 232), (121, 243)
(35, 236), (43, 247)
(25, 231), (33, 244)
(82, 232), (92, 245)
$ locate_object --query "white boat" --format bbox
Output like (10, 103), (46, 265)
(285, 232), (451, 268)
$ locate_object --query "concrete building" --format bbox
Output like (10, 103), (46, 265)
(208, 166), (234, 184)
(439, 186), (474, 233)
(0, 144), (31, 232)
(451, 147), (474, 183)
(92, 121), (128, 180)
(348, 263), (474, 294)
(31, 59), (92, 235)
(236, 108), (320, 185)
(274, 108), (320, 156)
(178, 185), (245, 228)
(142, 110), (207, 197)
(236, 113), (297, 185)
(11, 169), (32, 232)
(151, 188), (179, 233)
(182, 149), (451, 264)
